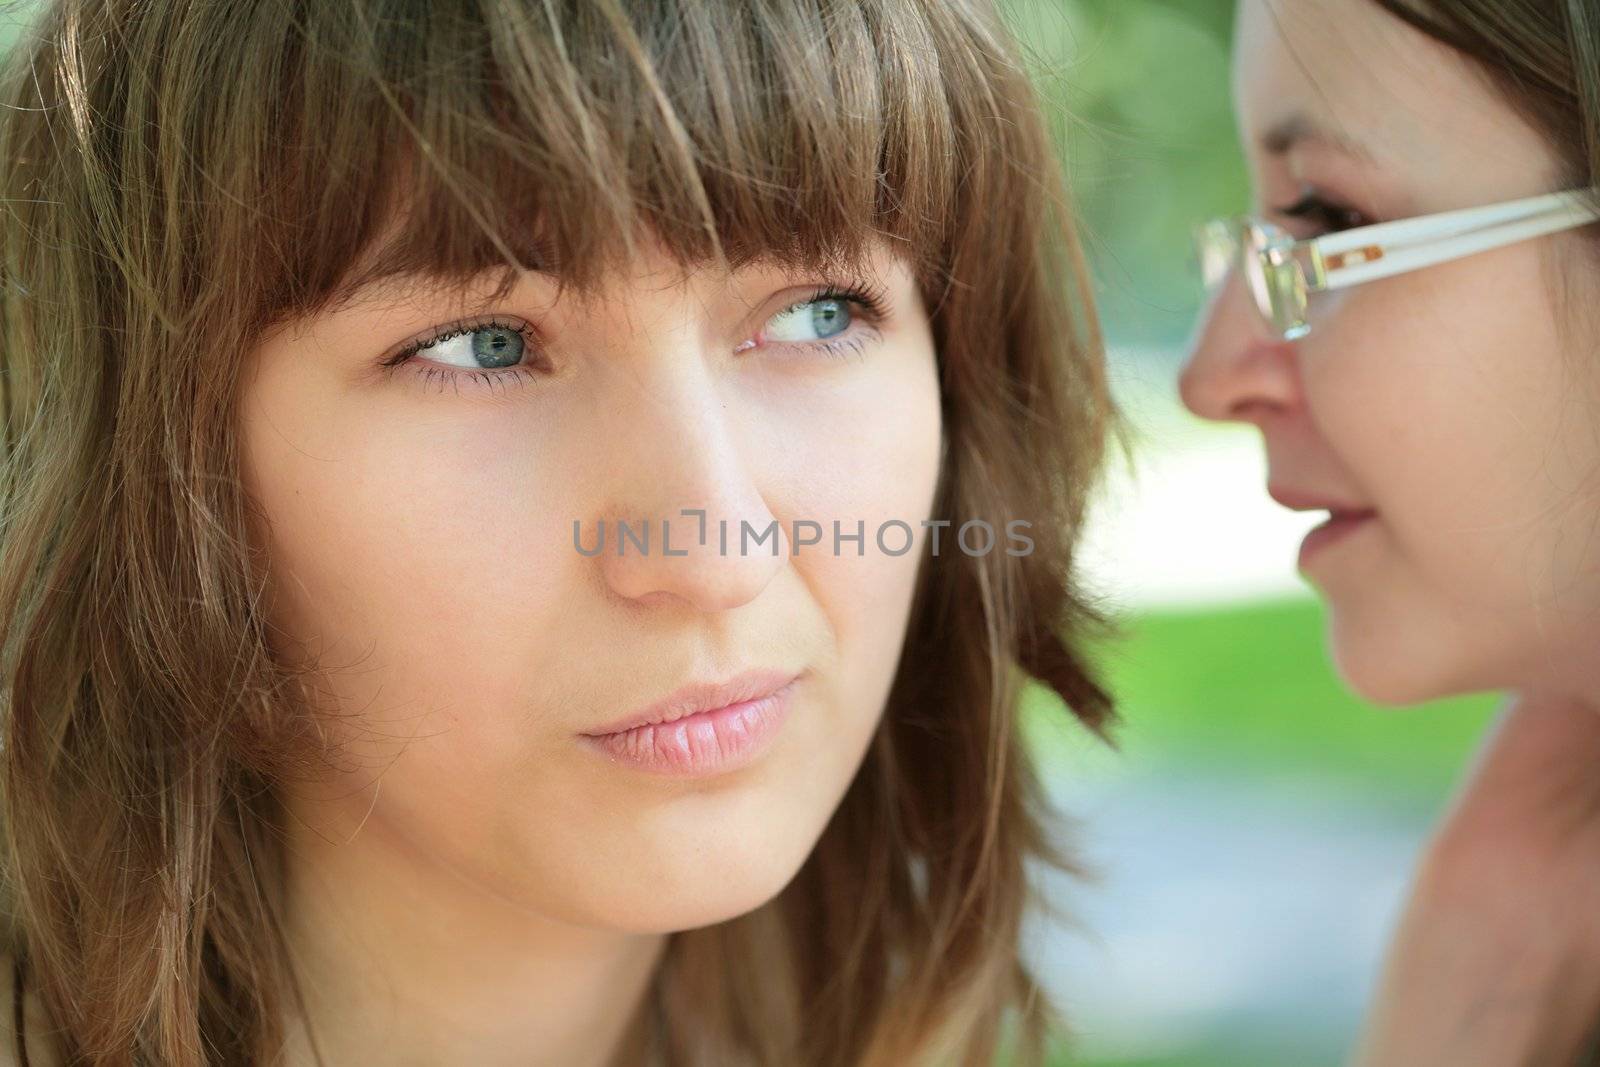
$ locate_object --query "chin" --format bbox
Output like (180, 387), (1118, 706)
(571, 819), (820, 935)
(593, 863), (804, 935)
(1324, 607), (1483, 708)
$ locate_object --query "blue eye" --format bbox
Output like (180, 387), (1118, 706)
(379, 316), (543, 396)
(765, 296), (853, 342)
(412, 322), (527, 369)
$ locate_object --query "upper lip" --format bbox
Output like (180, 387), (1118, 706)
(1267, 484), (1378, 516)
(582, 668), (802, 737)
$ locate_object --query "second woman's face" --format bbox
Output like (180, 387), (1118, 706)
(239, 230), (943, 934)
(1180, 0), (1600, 705)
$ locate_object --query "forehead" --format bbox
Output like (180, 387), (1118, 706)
(1230, 0), (1544, 174)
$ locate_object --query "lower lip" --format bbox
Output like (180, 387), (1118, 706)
(580, 679), (800, 778)
(1298, 512), (1377, 569)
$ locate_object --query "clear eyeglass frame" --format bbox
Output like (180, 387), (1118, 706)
(1194, 189), (1600, 342)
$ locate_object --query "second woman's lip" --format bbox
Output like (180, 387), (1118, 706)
(1267, 484), (1375, 515)
(1299, 509), (1377, 568)
(582, 667), (802, 738)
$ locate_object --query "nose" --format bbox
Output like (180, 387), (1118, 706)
(591, 362), (785, 614)
(1178, 269), (1301, 424)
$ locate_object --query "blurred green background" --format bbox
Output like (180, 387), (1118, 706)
(0, 3), (1504, 1066)
(1007, 0), (1249, 353)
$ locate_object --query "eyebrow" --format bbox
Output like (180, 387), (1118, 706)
(326, 227), (807, 314)
(325, 229), (562, 313)
(324, 230), (876, 316)
(1259, 113), (1374, 161)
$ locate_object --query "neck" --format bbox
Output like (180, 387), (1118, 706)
(275, 794), (668, 1067)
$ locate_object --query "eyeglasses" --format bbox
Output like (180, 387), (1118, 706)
(1195, 188), (1600, 341)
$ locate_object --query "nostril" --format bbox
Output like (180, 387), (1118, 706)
(1227, 396), (1284, 423)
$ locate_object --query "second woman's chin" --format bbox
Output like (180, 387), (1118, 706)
(1319, 594), (1514, 709)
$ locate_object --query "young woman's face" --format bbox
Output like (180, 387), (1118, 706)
(1181, 0), (1600, 704)
(240, 230), (943, 932)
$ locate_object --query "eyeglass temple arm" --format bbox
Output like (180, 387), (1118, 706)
(1305, 191), (1600, 292)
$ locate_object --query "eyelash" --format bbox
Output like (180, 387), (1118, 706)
(1276, 191), (1371, 236)
(763, 282), (891, 362)
(378, 315), (544, 397)
(378, 281), (892, 397)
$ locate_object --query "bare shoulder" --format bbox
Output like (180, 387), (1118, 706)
(0, 953), (61, 1067)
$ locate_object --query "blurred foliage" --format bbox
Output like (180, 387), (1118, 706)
(0, 2), (32, 54)
(1002, 0), (1250, 354)
(1049, 1056), (1242, 1067)
(1026, 596), (1499, 806)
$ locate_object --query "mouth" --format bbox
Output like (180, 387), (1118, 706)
(1266, 485), (1380, 568)
(1317, 507), (1378, 525)
(1267, 484), (1375, 518)
(1299, 508), (1378, 566)
(582, 668), (803, 739)
(578, 670), (805, 777)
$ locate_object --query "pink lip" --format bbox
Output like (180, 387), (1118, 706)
(1298, 510), (1377, 569)
(1268, 484), (1374, 514)
(580, 669), (802, 778)
(1265, 483), (1379, 569)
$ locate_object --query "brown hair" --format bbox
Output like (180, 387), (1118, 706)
(0, 0), (1123, 1064)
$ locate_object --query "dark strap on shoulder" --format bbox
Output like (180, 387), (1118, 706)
(11, 954), (30, 1067)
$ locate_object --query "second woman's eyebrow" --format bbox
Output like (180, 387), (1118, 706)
(1260, 112), (1376, 162)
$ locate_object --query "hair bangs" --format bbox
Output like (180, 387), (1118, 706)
(287, 0), (983, 322)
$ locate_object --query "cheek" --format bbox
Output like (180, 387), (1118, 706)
(241, 392), (572, 747)
(785, 344), (945, 706)
(1303, 249), (1600, 672)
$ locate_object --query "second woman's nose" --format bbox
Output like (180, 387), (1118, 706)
(1178, 270), (1302, 426)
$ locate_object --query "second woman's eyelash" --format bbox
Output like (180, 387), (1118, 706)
(1277, 191), (1371, 235)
